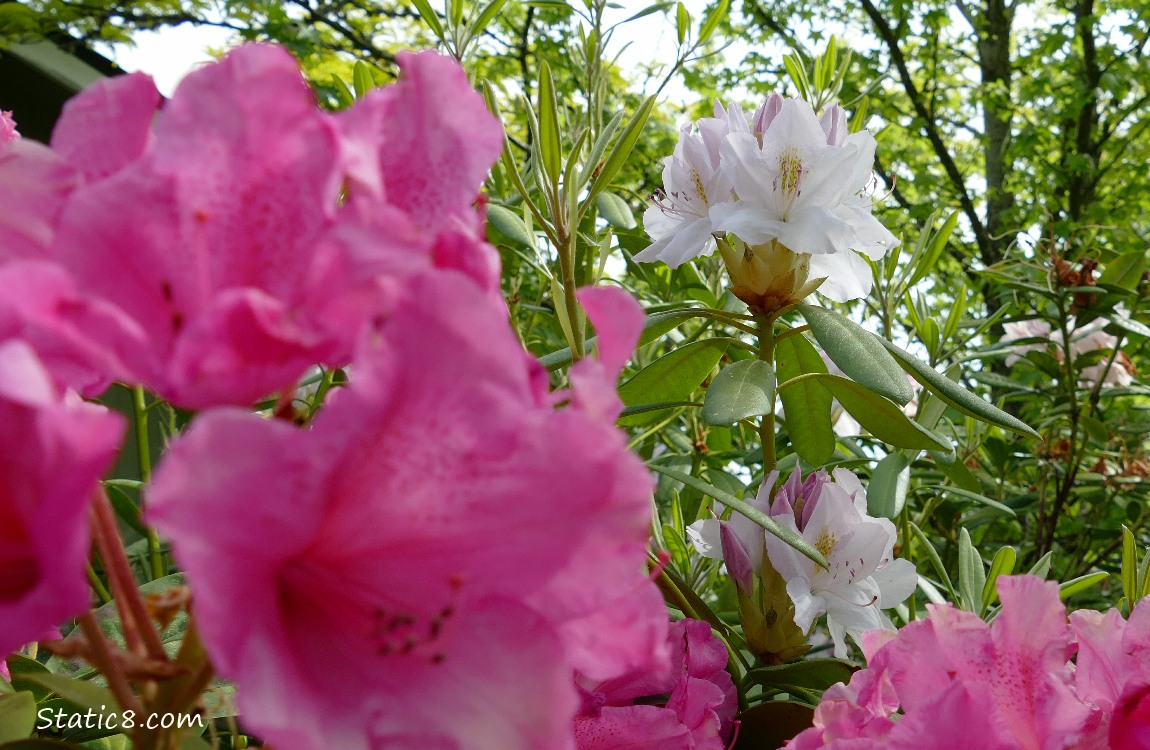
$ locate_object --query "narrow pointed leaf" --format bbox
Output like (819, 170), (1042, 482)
(649, 465), (828, 569)
(981, 545), (1017, 609)
(485, 204), (535, 248)
(1123, 525), (1138, 604)
(352, 60), (374, 97)
(536, 61), (562, 184)
(776, 333), (834, 465)
(596, 190), (637, 229)
(470, 0), (508, 35)
(409, 0), (445, 36)
(1060, 572), (1109, 600)
(910, 521), (955, 602)
(800, 305), (913, 404)
(703, 359), (775, 426)
(867, 452), (910, 519)
(697, 0), (729, 43)
(675, 1), (690, 45)
(789, 374), (950, 450)
(957, 528), (986, 614)
(922, 484), (1016, 516)
(878, 338), (1040, 438)
(587, 96), (657, 201)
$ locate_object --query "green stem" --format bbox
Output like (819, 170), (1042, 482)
(87, 564), (112, 605)
(757, 316), (777, 473)
(132, 387), (164, 580)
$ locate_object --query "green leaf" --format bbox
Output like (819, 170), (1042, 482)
(867, 452), (910, 519)
(1123, 526), (1138, 604)
(908, 211), (958, 287)
(408, 0), (444, 37)
(909, 521), (956, 601)
(587, 96), (656, 201)
(596, 191), (636, 229)
(649, 465), (828, 569)
(922, 484), (1016, 516)
(1028, 551), (1054, 579)
(0, 693), (35, 743)
(795, 374), (950, 450)
(329, 75), (355, 108)
(1111, 316), (1150, 339)
(469, 0), (508, 35)
(744, 658), (855, 691)
(936, 453), (981, 492)
(878, 339), (1040, 438)
(697, 0), (728, 43)
(702, 359), (775, 426)
(352, 60), (374, 97)
(957, 527), (986, 614)
(21, 675), (118, 715)
(732, 702), (816, 748)
(981, 545), (1016, 609)
(776, 333), (834, 465)
(1099, 249), (1147, 291)
(1060, 572), (1109, 600)
(536, 61), (562, 186)
(618, 339), (730, 425)
(449, 0), (464, 26)
(799, 305), (913, 405)
(485, 204), (535, 248)
(675, 2), (690, 45)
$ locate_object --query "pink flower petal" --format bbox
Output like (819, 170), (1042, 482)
(50, 72), (160, 182)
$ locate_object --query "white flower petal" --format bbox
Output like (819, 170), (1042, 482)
(808, 249), (873, 302)
(686, 519), (723, 560)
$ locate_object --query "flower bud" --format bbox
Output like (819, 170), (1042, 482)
(718, 236), (826, 316)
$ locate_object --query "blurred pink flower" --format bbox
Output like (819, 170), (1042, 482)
(0, 339), (123, 660)
(0, 110), (18, 141)
(0, 45), (504, 409)
(574, 619), (738, 750)
(789, 575), (1150, 749)
(148, 276), (665, 750)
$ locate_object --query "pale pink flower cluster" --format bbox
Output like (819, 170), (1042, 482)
(0, 45), (672, 749)
(789, 575), (1150, 749)
(1002, 314), (1135, 387)
(689, 468), (917, 658)
(574, 619), (738, 749)
(637, 95), (898, 303)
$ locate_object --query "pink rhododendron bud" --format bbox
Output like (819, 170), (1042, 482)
(0, 339), (124, 661)
(720, 523), (755, 596)
(0, 110), (18, 141)
(574, 619), (738, 750)
(148, 273), (665, 749)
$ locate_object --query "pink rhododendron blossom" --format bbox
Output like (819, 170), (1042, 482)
(790, 575), (1150, 749)
(148, 274), (665, 749)
(0, 339), (123, 661)
(339, 50), (504, 235)
(574, 619), (738, 750)
(0, 44), (503, 409)
(0, 110), (18, 141)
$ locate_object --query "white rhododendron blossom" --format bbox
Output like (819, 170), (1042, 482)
(1001, 310), (1136, 387)
(637, 94), (898, 309)
(688, 468), (916, 658)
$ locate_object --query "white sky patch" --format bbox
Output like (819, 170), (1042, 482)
(94, 24), (235, 97)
